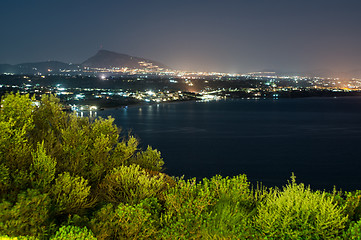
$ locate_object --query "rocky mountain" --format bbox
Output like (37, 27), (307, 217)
(81, 50), (168, 69)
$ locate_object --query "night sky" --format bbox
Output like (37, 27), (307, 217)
(1, 0), (361, 72)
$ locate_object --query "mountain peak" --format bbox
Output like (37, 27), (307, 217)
(95, 49), (129, 57)
(82, 50), (168, 69)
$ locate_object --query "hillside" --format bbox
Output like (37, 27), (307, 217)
(82, 50), (169, 69)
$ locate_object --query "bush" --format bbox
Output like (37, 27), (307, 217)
(50, 225), (96, 240)
(159, 178), (215, 239)
(0, 189), (51, 239)
(0, 236), (38, 240)
(202, 175), (264, 239)
(345, 219), (361, 240)
(131, 146), (164, 172)
(334, 190), (361, 223)
(90, 199), (158, 240)
(51, 172), (93, 215)
(0, 93), (168, 234)
(256, 174), (348, 239)
(114, 202), (157, 239)
(0, 93), (34, 178)
(0, 164), (10, 195)
(30, 142), (56, 190)
(99, 164), (167, 204)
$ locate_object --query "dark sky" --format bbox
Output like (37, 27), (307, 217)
(1, 0), (361, 72)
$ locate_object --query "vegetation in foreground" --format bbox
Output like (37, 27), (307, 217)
(1, 93), (361, 239)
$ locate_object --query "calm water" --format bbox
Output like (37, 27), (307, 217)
(97, 97), (361, 191)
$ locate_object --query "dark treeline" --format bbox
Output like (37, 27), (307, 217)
(0, 74), (260, 91)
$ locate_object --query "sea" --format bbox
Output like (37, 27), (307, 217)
(96, 97), (361, 191)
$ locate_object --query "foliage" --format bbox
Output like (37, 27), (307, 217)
(0, 93), (34, 177)
(159, 178), (215, 239)
(0, 189), (51, 239)
(2, 93), (361, 239)
(0, 164), (10, 195)
(51, 172), (93, 215)
(0, 236), (38, 240)
(50, 225), (96, 240)
(99, 164), (167, 204)
(0, 93), (166, 238)
(158, 175), (266, 239)
(90, 199), (159, 240)
(345, 220), (361, 240)
(131, 146), (164, 172)
(333, 190), (361, 223)
(255, 174), (348, 239)
(30, 143), (56, 190)
(202, 175), (265, 239)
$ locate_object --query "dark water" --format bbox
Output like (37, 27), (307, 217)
(97, 97), (361, 191)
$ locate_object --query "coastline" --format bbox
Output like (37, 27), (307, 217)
(69, 93), (361, 113)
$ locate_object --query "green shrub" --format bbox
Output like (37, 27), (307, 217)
(345, 219), (361, 240)
(51, 172), (93, 215)
(50, 225), (96, 240)
(204, 200), (261, 239)
(0, 164), (10, 195)
(0, 93), (34, 170)
(30, 142), (56, 190)
(99, 164), (167, 204)
(0, 93), (34, 133)
(256, 174), (348, 239)
(90, 200), (158, 240)
(131, 145), (164, 172)
(0, 189), (51, 239)
(334, 190), (361, 223)
(0, 236), (38, 240)
(29, 94), (66, 143)
(108, 135), (138, 168)
(57, 115), (92, 176)
(114, 202), (157, 239)
(202, 175), (264, 239)
(159, 178), (215, 239)
(159, 175), (265, 239)
(89, 204), (116, 240)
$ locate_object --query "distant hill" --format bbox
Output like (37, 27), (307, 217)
(17, 61), (81, 74)
(0, 64), (16, 74)
(0, 50), (169, 75)
(81, 50), (169, 69)
(0, 61), (80, 75)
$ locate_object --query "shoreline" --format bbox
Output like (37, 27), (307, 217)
(69, 94), (361, 112)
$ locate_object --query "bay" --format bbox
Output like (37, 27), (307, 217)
(97, 97), (361, 191)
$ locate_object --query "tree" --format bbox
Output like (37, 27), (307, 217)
(0, 93), (166, 238)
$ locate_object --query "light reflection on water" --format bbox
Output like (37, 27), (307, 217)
(76, 110), (97, 118)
